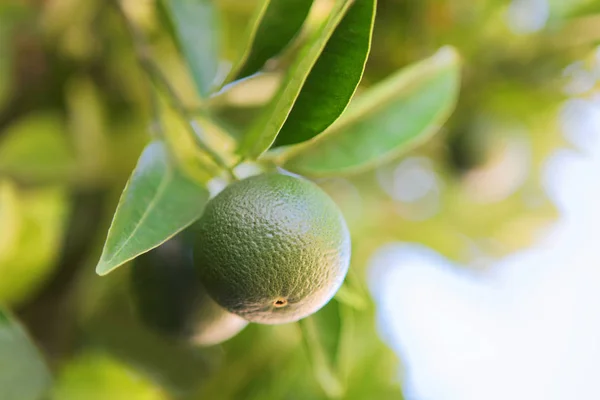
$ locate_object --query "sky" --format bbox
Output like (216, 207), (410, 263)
(369, 90), (600, 399)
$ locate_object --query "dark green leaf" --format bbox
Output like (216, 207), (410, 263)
(0, 306), (52, 400)
(163, 0), (220, 98)
(282, 46), (461, 176)
(273, 0), (376, 148)
(82, 270), (216, 396)
(237, 0), (354, 159)
(95, 141), (210, 276)
(155, 0), (179, 46)
(227, 0), (315, 82)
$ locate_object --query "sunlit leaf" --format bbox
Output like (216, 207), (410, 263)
(226, 0), (315, 83)
(0, 183), (68, 306)
(51, 352), (166, 400)
(238, 0), (355, 159)
(342, 305), (404, 400)
(0, 180), (20, 259)
(335, 284), (368, 310)
(163, 0), (220, 98)
(334, 266), (369, 310)
(0, 113), (76, 182)
(158, 93), (223, 182)
(564, 0), (600, 18)
(282, 46), (461, 176)
(299, 300), (345, 398)
(272, 0), (376, 147)
(0, 307), (52, 400)
(95, 141), (210, 276)
(65, 76), (108, 181)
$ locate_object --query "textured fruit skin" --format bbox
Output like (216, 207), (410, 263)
(130, 234), (247, 346)
(193, 172), (351, 324)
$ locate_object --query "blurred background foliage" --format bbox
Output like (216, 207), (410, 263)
(1, 0), (599, 399)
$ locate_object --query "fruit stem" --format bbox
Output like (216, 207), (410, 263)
(112, 0), (236, 181)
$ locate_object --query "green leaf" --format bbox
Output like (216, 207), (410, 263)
(227, 0), (315, 83)
(299, 300), (345, 398)
(0, 16), (13, 111)
(95, 141), (210, 276)
(334, 284), (367, 310)
(238, 0), (356, 159)
(82, 271), (215, 396)
(51, 352), (166, 400)
(155, 0), (179, 47)
(0, 3), (31, 110)
(0, 180), (20, 259)
(0, 306), (52, 400)
(157, 93), (222, 183)
(273, 0), (376, 148)
(334, 267), (368, 310)
(282, 46), (461, 176)
(0, 112), (76, 182)
(565, 0), (600, 18)
(163, 0), (220, 98)
(0, 183), (68, 306)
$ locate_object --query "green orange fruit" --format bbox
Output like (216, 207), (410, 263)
(130, 234), (247, 346)
(193, 172), (351, 324)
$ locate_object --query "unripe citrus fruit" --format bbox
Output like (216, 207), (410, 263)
(193, 172), (351, 324)
(130, 234), (248, 346)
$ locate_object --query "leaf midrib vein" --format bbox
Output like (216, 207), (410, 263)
(103, 165), (174, 266)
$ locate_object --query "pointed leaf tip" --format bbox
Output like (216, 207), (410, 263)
(95, 141), (210, 276)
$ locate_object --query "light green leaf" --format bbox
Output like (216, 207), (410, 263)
(334, 266), (369, 310)
(0, 307), (52, 400)
(238, 0), (355, 159)
(163, 0), (220, 98)
(282, 46), (461, 176)
(563, 0), (600, 18)
(273, 0), (376, 148)
(0, 180), (20, 259)
(96, 141), (210, 276)
(0, 182), (68, 306)
(51, 352), (166, 400)
(334, 284), (367, 310)
(299, 300), (345, 398)
(65, 76), (108, 181)
(157, 93), (222, 183)
(226, 0), (315, 83)
(0, 113), (76, 182)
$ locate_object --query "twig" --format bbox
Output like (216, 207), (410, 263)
(112, 0), (236, 181)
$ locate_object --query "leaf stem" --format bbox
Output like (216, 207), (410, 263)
(298, 317), (344, 399)
(112, 0), (236, 181)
